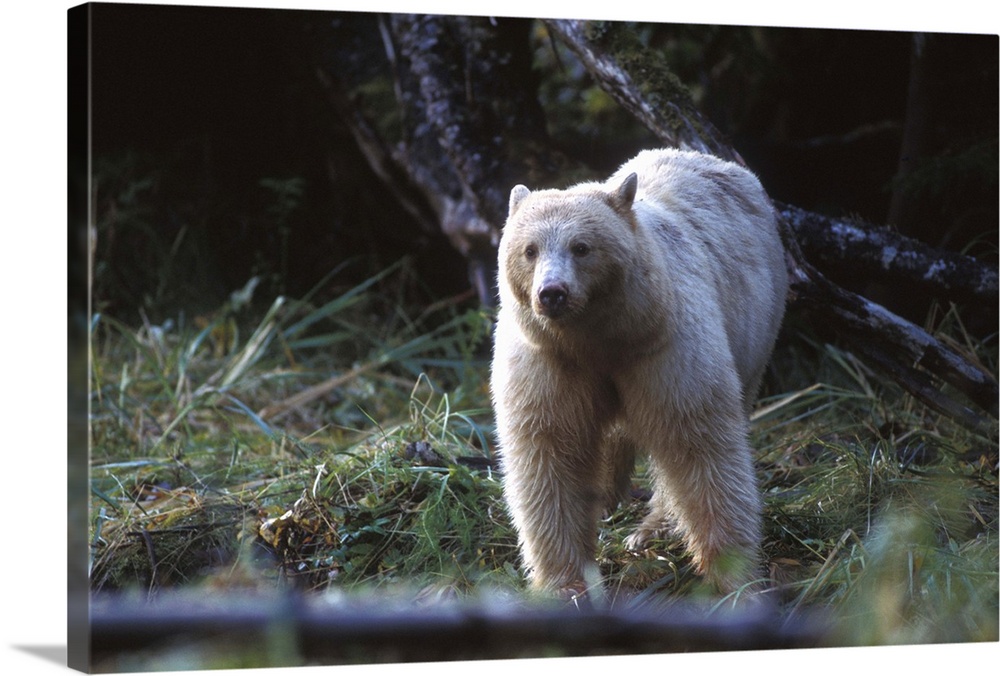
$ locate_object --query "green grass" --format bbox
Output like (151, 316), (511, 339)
(89, 259), (509, 598)
(87, 262), (998, 665)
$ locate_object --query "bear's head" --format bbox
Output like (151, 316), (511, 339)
(498, 172), (638, 325)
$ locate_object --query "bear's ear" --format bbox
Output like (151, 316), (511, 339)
(509, 185), (531, 217)
(607, 172), (638, 215)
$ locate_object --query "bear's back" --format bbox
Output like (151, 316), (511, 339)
(611, 149), (788, 401)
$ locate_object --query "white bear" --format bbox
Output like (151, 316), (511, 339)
(491, 148), (788, 599)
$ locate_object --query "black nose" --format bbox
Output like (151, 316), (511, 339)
(538, 284), (569, 315)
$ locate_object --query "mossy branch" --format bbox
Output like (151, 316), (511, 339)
(546, 20), (742, 163)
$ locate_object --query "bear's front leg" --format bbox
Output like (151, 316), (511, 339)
(493, 348), (609, 599)
(501, 428), (605, 599)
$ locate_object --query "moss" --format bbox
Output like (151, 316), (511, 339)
(583, 22), (705, 137)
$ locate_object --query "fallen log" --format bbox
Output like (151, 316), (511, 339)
(88, 591), (829, 666)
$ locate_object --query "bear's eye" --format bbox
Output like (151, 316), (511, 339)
(524, 244), (538, 260)
(571, 242), (590, 257)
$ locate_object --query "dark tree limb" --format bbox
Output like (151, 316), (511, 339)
(795, 265), (997, 428)
(545, 19), (997, 430)
(777, 201), (998, 309)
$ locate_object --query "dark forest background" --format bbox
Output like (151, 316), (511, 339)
(82, 4), (997, 326)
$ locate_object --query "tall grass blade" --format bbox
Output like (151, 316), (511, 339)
(217, 296), (286, 390)
(281, 259), (404, 340)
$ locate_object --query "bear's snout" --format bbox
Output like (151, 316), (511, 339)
(537, 283), (570, 317)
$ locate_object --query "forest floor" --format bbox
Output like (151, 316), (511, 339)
(85, 260), (998, 670)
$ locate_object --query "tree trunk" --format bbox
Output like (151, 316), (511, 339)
(887, 33), (931, 234)
(330, 14), (576, 304)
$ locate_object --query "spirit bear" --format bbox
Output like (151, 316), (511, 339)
(490, 148), (788, 599)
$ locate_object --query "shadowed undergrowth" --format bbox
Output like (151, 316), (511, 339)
(88, 261), (998, 667)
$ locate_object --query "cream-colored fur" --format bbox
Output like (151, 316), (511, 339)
(491, 148), (788, 599)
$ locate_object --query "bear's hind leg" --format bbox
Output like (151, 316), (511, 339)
(622, 490), (679, 550)
(600, 426), (637, 516)
(624, 391), (763, 594)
